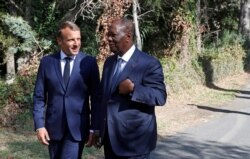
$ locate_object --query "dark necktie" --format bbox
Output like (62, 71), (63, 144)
(63, 57), (71, 86)
(111, 58), (123, 91)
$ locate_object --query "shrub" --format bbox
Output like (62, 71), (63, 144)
(0, 75), (35, 127)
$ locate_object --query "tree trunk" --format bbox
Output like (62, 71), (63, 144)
(6, 48), (15, 83)
(196, 0), (202, 54)
(132, 0), (142, 50)
(25, 0), (33, 25)
(179, 31), (190, 68)
(4, 1), (18, 81)
(239, 0), (250, 37)
(58, 0), (85, 23)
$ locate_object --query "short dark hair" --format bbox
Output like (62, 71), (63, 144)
(57, 21), (80, 38)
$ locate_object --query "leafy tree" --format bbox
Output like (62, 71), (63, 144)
(138, 1), (192, 56)
(0, 13), (51, 79)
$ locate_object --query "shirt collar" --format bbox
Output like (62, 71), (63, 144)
(118, 45), (135, 62)
(60, 50), (76, 60)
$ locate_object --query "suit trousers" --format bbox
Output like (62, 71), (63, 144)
(104, 124), (150, 159)
(48, 104), (84, 159)
(48, 125), (84, 159)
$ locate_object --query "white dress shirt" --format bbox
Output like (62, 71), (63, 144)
(116, 45), (136, 72)
(60, 51), (76, 76)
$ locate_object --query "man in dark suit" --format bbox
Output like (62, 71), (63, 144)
(33, 21), (100, 159)
(100, 18), (167, 159)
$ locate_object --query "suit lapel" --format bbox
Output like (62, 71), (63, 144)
(53, 52), (65, 90)
(119, 50), (139, 81)
(107, 56), (118, 94)
(110, 49), (140, 94)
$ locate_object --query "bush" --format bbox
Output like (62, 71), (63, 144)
(0, 75), (35, 127)
(163, 40), (245, 94)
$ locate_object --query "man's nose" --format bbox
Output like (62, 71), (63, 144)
(108, 36), (112, 41)
(73, 39), (79, 44)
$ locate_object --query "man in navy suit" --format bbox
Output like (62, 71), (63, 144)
(100, 18), (167, 159)
(33, 21), (100, 159)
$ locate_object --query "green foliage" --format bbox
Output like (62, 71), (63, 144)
(0, 30), (17, 49)
(139, 1), (179, 55)
(213, 0), (239, 31)
(163, 36), (245, 93)
(162, 56), (204, 93)
(201, 0), (240, 46)
(138, 1), (197, 57)
(204, 31), (244, 59)
(14, 75), (35, 108)
(33, 1), (57, 39)
(0, 14), (52, 56)
(2, 14), (37, 52)
(79, 20), (99, 56)
(31, 1), (99, 55)
(140, 0), (164, 9)
(0, 30), (18, 62)
(0, 80), (8, 108)
(0, 74), (35, 127)
(218, 30), (244, 46)
(0, 1), (7, 13)
(199, 33), (245, 84)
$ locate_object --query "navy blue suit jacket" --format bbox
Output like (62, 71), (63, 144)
(100, 48), (167, 156)
(33, 52), (100, 141)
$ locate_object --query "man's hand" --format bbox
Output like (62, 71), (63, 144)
(36, 127), (50, 145)
(118, 79), (134, 95)
(85, 132), (94, 147)
(85, 131), (101, 148)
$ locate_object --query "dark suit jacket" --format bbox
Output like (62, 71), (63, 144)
(33, 52), (100, 141)
(100, 48), (167, 156)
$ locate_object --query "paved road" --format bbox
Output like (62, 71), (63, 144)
(151, 83), (250, 159)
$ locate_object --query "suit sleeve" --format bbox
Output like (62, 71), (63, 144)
(33, 58), (46, 130)
(131, 59), (167, 106)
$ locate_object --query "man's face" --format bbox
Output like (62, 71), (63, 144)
(108, 21), (127, 56)
(57, 27), (81, 56)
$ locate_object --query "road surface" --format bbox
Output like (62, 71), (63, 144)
(151, 83), (250, 159)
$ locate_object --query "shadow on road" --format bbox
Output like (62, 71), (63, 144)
(151, 134), (250, 159)
(188, 104), (250, 116)
(206, 83), (250, 95)
(235, 95), (250, 99)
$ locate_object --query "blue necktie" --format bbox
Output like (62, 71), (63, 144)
(112, 58), (123, 81)
(63, 57), (71, 86)
(111, 58), (123, 91)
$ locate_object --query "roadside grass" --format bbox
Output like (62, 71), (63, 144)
(0, 110), (104, 159)
(187, 72), (247, 106)
(166, 69), (248, 106)
(0, 127), (103, 159)
(0, 129), (49, 159)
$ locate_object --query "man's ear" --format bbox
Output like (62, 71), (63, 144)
(127, 31), (132, 40)
(57, 37), (62, 45)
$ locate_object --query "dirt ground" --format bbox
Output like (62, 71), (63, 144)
(156, 72), (250, 137)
